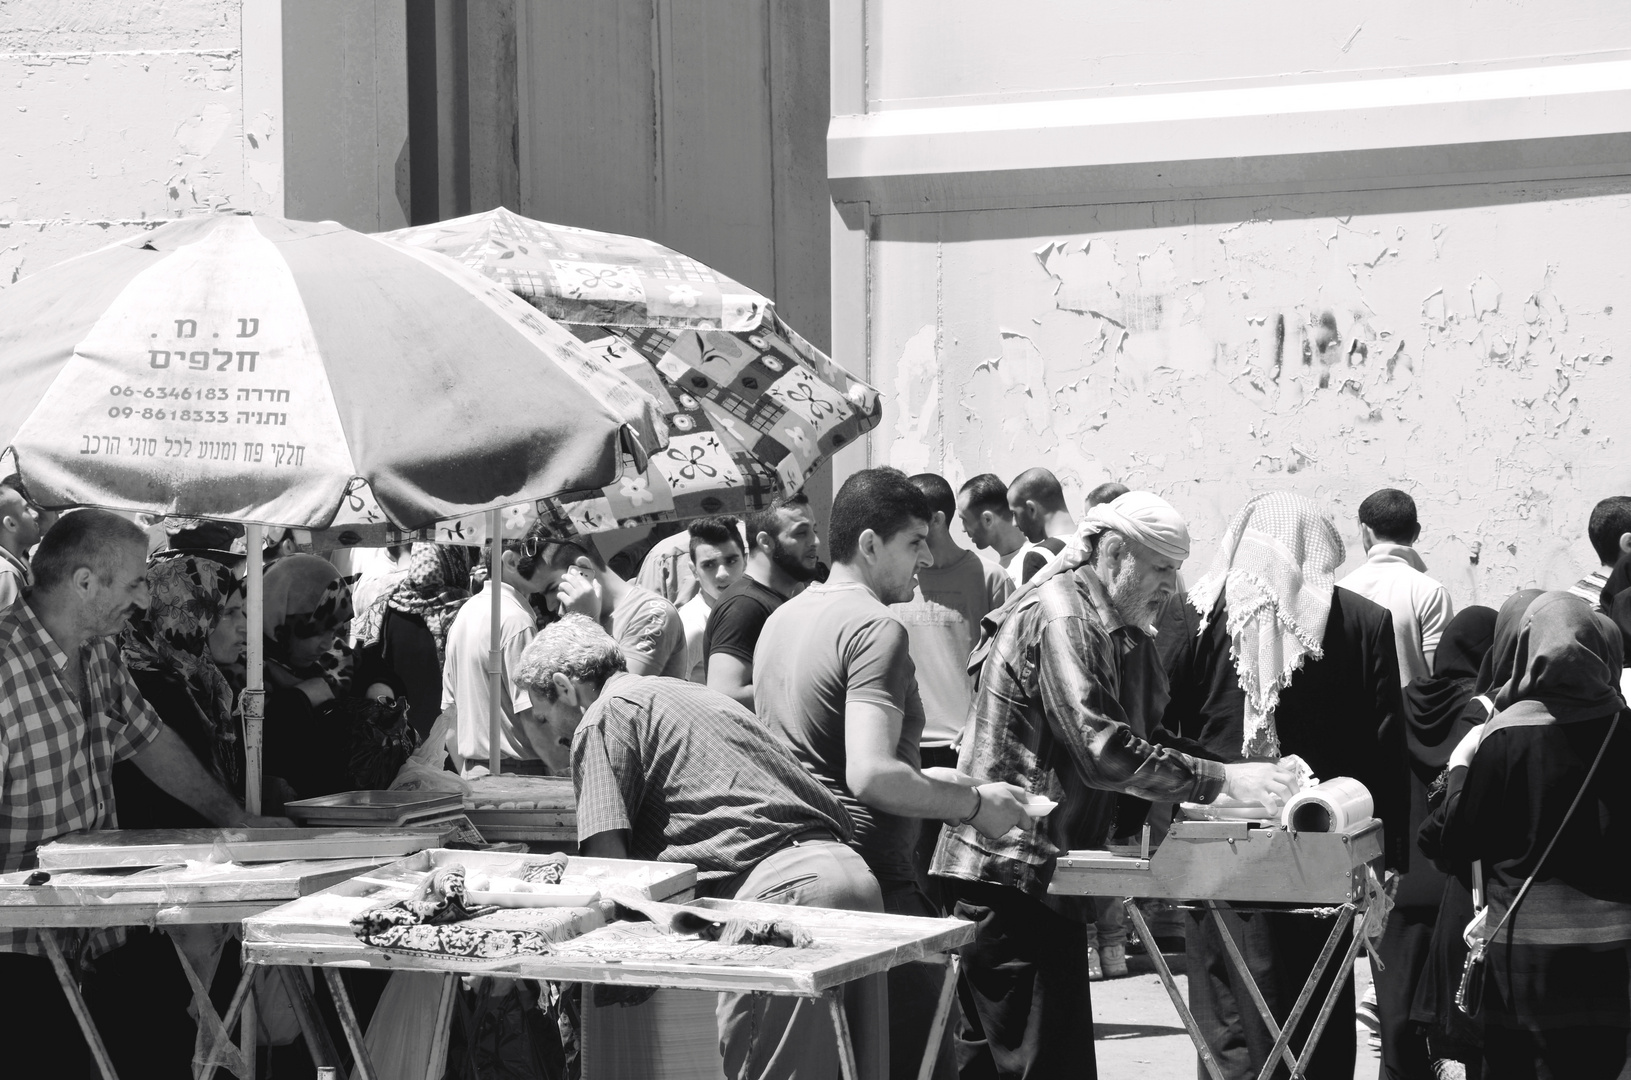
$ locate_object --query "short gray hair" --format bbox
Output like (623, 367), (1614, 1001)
(515, 614), (627, 702)
(31, 509), (148, 591)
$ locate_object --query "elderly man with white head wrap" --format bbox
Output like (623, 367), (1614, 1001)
(1157, 491), (1409, 1080)
(930, 491), (1295, 1080)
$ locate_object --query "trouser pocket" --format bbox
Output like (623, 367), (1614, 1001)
(752, 872), (819, 904)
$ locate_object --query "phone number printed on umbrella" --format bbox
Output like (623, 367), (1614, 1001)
(109, 386), (291, 403)
(109, 386), (233, 402)
(104, 407), (291, 426)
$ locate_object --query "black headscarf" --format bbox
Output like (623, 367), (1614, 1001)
(1492, 592), (1625, 722)
(1475, 588), (1546, 697)
(1402, 605), (1498, 781)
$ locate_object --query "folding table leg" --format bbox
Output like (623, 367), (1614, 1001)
(1252, 906), (1356, 1080)
(1288, 912), (1371, 1079)
(1206, 902), (1301, 1078)
(280, 965), (342, 1070)
(915, 953), (960, 1080)
(39, 930), (120, 1080)
(1124, 900), (1228, 1080)
(827, 987), (861, 1080)
(323, 967), (382, 1080)
(198, 964), (259, 1080)
(165, 931), (250, 1080)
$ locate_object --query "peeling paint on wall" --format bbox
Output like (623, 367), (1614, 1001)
(0, 1), (251, 284)
(870, 185), (1631, 607)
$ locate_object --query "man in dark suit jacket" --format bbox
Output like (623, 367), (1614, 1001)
(1157, 493), (1407, 1080)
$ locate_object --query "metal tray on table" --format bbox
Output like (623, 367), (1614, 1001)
(463, 775), (577, 842)
(283, 790), (465, 828)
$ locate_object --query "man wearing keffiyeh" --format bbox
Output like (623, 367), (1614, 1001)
(931, 491), (1296, 1080)
(1159, 492), (1409, 1080)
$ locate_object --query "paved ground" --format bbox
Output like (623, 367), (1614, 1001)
(1091, 949), (1379, 1079)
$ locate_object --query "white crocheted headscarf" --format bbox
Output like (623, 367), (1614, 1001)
(1186, 492), (1346, 758)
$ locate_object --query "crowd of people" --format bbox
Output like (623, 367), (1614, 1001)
(1, 467), (1629, 1080)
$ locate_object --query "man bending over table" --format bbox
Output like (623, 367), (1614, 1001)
(0, 509), (286, 1075)
(930, 492), (1296, 1080)
(517, 613), (887, 1080)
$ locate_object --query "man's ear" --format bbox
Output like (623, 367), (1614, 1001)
(855, 528), (880, 561)
(1619, 531), (1631, 556)
(70, 565), (96, 595)
(931, 510), (947, 532)
(573, 555), (597, 575)
(551, 672), (576, 707)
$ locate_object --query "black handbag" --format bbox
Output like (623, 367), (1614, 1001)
(1456, 712), (1619, 1018)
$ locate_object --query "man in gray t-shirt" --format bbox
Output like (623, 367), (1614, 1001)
(755, 467), (1030, 1080)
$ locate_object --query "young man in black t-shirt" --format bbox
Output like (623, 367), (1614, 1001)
(703, 492), (821, 708)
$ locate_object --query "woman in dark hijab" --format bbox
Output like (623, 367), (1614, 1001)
(1414, 590), (1543, 1073)
(1373, 606), (1497, 1078)
(1432, 593), (1631, 1080)
(260, 555), (415, 804)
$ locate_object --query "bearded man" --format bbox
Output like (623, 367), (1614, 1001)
(703, 491), (823, 708)
(931, 491), (1295, 1080)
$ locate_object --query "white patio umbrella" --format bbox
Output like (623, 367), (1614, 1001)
(0, 212), (668, 793)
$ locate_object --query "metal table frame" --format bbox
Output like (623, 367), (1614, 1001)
(218, 950), (962, 1080)
(1052, 819), (1385, 1080)
(1125, 898), (1369, 1080)
(0, 855), (394, 1080)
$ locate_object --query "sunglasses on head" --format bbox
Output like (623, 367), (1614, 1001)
(520, 536), (591, 562)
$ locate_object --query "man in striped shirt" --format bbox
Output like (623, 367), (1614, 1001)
(1568, 496), (1631, 610)
(0, 510), (286, 1073)
(518, 614), (886, 1080)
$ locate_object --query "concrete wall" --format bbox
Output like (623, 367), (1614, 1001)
(0, 0), (283, 282)
(1, 0), (411, 287)
(832, 0), (1631, 605)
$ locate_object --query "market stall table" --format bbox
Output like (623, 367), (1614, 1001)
(0, 854), (402, 1080)
(1050, 814), (1388, 1080)
(242, 849), (972, 1080)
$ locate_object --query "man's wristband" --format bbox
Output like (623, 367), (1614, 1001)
(959, 786), (983, 826)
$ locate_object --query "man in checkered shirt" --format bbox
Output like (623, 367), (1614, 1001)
(0, 510), (285, 1071)
(518, 613), (888, 1080)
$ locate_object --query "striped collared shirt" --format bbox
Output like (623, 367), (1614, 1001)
(931, 566), (1225, 901)
(572, 672), (853, 888)
(0, 598), (164, 956)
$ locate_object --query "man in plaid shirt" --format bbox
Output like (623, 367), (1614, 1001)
(0, 510), (284, 1072)
(519, 613), (888, 1080)
(930, 492), (1295, 1080)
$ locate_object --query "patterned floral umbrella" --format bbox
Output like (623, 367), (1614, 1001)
(373, 207), (881, 546)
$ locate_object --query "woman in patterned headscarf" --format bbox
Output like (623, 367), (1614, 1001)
(114, 555), (249, 826)
(1160, 492), (1411, 1080)
(355, 543), (472, 737)
(260, 555), (416, 802)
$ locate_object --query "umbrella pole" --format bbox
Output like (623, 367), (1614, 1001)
(244, 523), (265, 815)
(487, 509), (503, 776)
(240, 523), (264, 1076)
